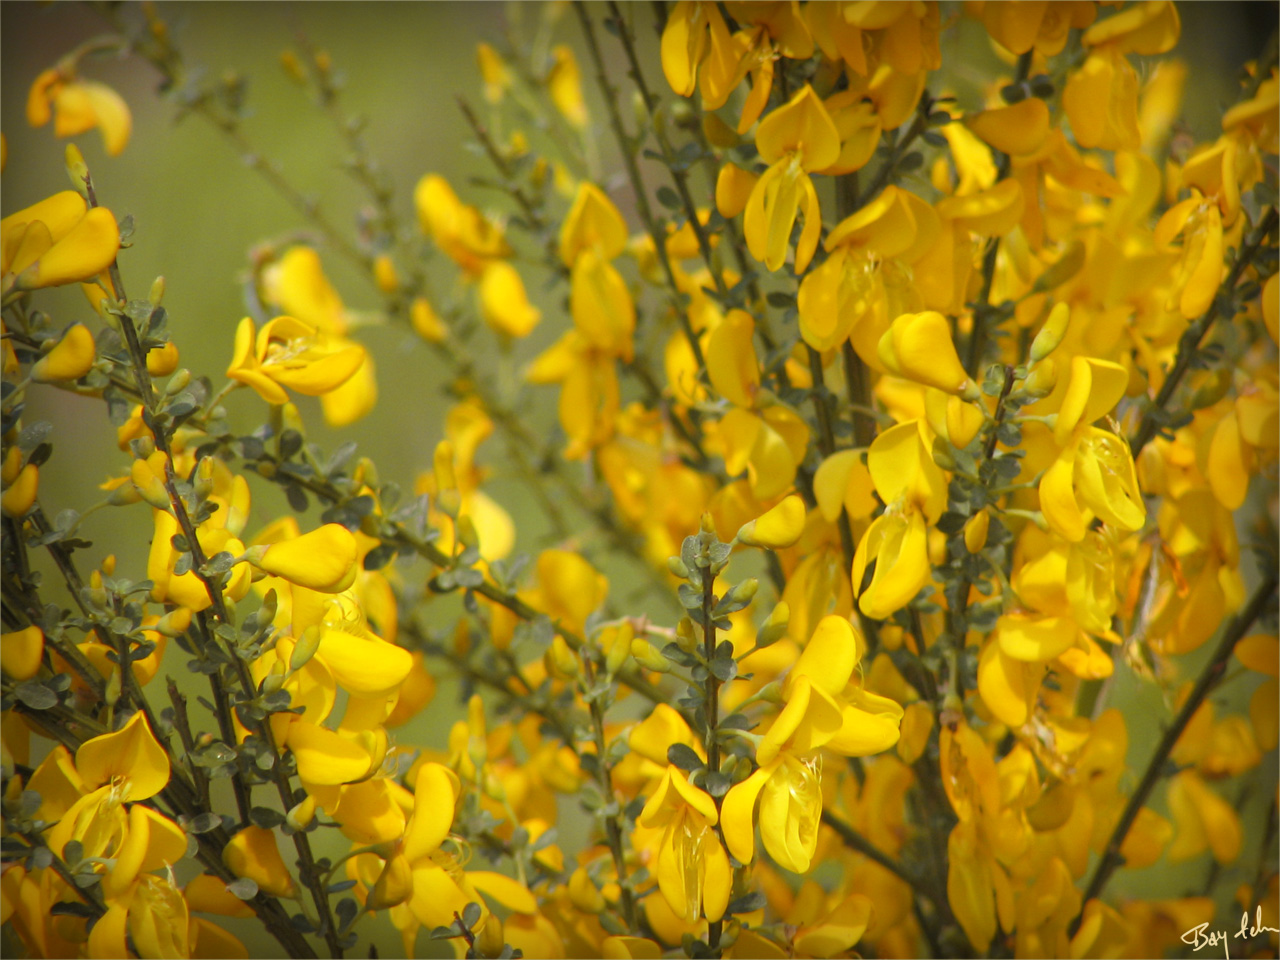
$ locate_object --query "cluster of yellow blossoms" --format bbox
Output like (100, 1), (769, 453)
(2, 1), (1278, 958)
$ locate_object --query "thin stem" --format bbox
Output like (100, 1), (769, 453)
(1075, 574), (1278, 919)
(820, 809), (927, 896)
(582, 655), (640, 932)
(700, 565), (723, 954)
(575, 2), (709, 378)
(1129, 205), (1278, 456)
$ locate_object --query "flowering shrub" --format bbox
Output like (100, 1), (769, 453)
(2, 2), (1278, 958)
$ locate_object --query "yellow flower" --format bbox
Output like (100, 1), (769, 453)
(878, 311), (980, 400)
(1039, 356), (1145, 542)
(260, 245), (350, 336)
(547, 44), (588, 129)
(224, 825), (298, 898)
(77, 710), (171, 801)
(852, 420), (947, 619)
(559, 181), (628, 266)
(243, 523), (358, 593)
(28, 67), (131, 155)
(1, 626), (44, 681)
(527, 331), (621, 459)
(478, 261), (542, 338)
(1155, 194), (1225, 318)
(964, 98), (1050, 157)
(1, 191), (119, 292)
(31, 323), (96, 383)
(414, 173), (511, 277)
(744, 86), (840, 273)
(570, 248), (634, 359)
(638, 766), (731, 923)
(226, 315), (367, 406)
(724, 616), (901, 872)
(90, 804), (191, 960)
(979, 1), (1097, 56)
(476, 43), (511, 104)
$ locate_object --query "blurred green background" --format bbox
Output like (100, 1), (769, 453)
(2, 2), (1276, 957)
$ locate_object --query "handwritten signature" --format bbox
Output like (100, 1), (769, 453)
(1181, 907), (1279, 959)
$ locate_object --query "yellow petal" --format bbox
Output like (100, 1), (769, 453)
(879, 311), (977, 399)
(853, 511), (931, 620)
(317, 628), (413, 698)
(560, 181), (628, 265)
(479, 261), (541, 338)
(935, 179), (1024, 238)
(706, 309), (760, 408)
(16, 206), (119, 289)
(223, 825), (297, 898)
(287, 720), (377, 785)
(404, 762), (460, 862)
(715, 161), (758, 219)
(755, 85), (840, 171)
(996, 613), (1079, 661)
(1, 626), (44, 681)
(737, 494), (805, 549)
(246, 523), (357, 593)
(76, 710), (169, 800)
(964, 98), (1049, 156)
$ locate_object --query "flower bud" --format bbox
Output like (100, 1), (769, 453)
(755, 601), (790, 649)
(604, 621), (634, 680)
(131, 458), (172, 511)
(154, 607), (191, 638)
(666, 556), (690, 579)
(964, 510), (990, 554)
(65, 144), (90, 196)
(676, 616), (699, 653)
(373, 254), (399, 295)
(148, 275), (166, 307)
(630, 638), (672, 673)
(547, 635), (580, 679)
(455, 514), (479, 551)
(410, 297), (447, 343)
(164, 368), (191, 396)
(104, 667), (122, 708)
(147, 341), (180, 377)
(290, 625), (323, 673)
(476, 915), (505, 959)
(1022, 357), (1057, 398)
(1030, 302), (1071, 362)
(286, 795), (316, 831)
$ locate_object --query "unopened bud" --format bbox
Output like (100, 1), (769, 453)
(373, 254), (399, 295)
(755, 601), (790, 649)
(1022, 357), (1057, 398)
(547, 635), (580, 679)
(631, 90), (649, 134)
(666, 556), (690, 579)
(164, 368), (191, 396)
(476, 915), (505, 958)
(65, 144), (89, 196)
(604, 621), (634, 680)
(1030, 302), (1071, 362)
(630, 638), (672, 673)
(700, 512), (717, 536)
(104, 667), (122, 708)
(148, 276), (166, 307)
(101, 554), (116, 576)
(286, 795), (316, 830)
(155, 607), (192, 637)
(676, 616), (699, 653)
(290, 625), (322, 672)
(280, 49), (306, 84)
(963, 510), (989, 554)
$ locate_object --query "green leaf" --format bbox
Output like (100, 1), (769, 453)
(667, 743), (703, 772)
